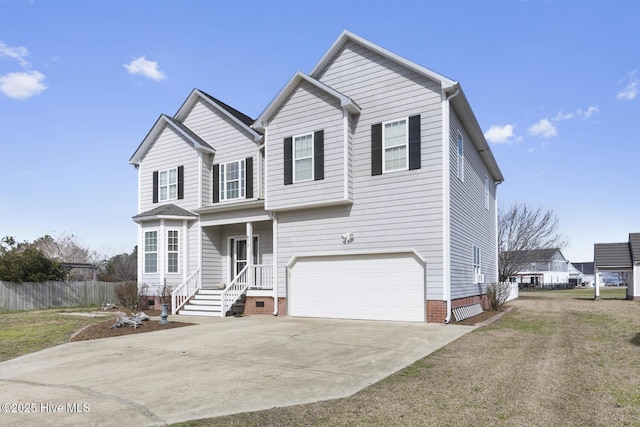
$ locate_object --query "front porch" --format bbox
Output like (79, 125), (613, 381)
(173, 217), (276, 316)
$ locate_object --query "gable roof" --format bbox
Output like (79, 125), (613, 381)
(570, 262), (595, 275)
(594, 242), (632, 269)
(310, 30), (457, 87)
(258, 30), (503, 183)
(253, 71), (361, 132)
(629, 233), (640, 263)
(132, 204), (197, 223)
(509, 248), (567, 263)
(175, 89), (262, 141)
(129, 114), (215, 166)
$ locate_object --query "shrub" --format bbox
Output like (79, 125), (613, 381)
(115, 281), (139, 309)
(486, 282), (512, 311)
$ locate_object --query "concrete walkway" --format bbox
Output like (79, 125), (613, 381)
(0, 315), (473, 426)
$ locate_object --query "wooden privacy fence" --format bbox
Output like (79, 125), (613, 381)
(0, 281), (123, 311)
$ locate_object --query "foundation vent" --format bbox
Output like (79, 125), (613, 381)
(452, 303), (483, 322)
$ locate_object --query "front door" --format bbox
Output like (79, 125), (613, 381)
(230, 237), (259, 283)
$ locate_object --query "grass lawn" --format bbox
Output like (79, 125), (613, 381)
(0, 306), (107, 362)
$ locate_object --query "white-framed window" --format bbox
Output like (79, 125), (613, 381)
(167, 230), (179, 273)
(485, 175), (490, 209)
(220, 159), (246, 200)
(383, 118), (408, 172)
(144, 231), (158, 274)
(473, 245), (481, 283)
(293, 133), (314, 182)
(457, 132), (464, 181)
(159, 168), (178, 201)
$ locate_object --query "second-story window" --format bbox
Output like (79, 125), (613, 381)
(383, 118), (408, 172)
(294, 133), (313, 182)
(159, 167), (178, 201)
(220, 159), (246, 201)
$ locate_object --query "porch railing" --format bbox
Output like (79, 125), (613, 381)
(222, 265), (250, 316)
(171, 268), (201, 315)
(250, 264), (273, 289)
(221, 264), (273, 316)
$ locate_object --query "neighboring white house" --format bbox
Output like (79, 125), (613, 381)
(569, 262), (595, 287)
(129, 30), (504, 323)
(508, 249), (570, 286)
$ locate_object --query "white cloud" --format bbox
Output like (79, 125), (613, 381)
(553, 111), (574, 121)
(124, 56), (166, 81)
(618, 82), (637, 100)
(484, 124), (516, 144)
(617, 69), (638, 100)
(577, 106), (599, 119)
(0, 41), (29, 67)
(527, 118), (557, 138)
(0, 71), (47, 99)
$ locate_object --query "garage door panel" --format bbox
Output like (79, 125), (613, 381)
(289, 253), (425, 322)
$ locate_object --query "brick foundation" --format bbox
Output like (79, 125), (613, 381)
(427, 295), (489, 323)
(244, 296), (287, 316)
(139, 295), (172, 312)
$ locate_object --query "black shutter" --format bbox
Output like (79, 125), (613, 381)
(212, 164), (220, 203)
(408, 115), (421, 170)
(152, 171), (159, 203)
(284, 137), (293, 185)
(313, 130), (324, 181)
(371, 123), (382, 176)
(245, 157), (253, 198)
(177, 165), (184, 199)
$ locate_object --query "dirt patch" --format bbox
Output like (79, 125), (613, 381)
(69, 309), (193, 342)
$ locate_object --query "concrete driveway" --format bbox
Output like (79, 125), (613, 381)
(0, 315), (473, 426)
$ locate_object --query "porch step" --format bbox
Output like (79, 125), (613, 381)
(178, 289), (224, 317)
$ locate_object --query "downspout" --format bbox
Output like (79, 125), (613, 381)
(262, 124), (278, 316)
(443, 85), (460, 324)
(269, 211), (278, 315)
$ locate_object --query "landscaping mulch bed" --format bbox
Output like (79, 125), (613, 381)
(69, 309), (194, 342)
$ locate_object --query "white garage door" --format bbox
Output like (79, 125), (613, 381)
(288, 252), (425, 322)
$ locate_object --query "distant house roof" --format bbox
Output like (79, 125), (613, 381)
(630, 233), (640, 262)
(132, 204), (197, 223)
(570, 262), (594, 275)
(594, 233), (640, 270)
(509, 248), (567, 263)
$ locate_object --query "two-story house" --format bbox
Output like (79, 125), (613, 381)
(129, 31), (504, 323)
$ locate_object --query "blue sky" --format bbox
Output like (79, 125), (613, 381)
(0, 0), (637, 262)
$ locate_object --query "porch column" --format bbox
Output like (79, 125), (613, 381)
(246, 222), (253, 287)
(594, 266), (600, 299)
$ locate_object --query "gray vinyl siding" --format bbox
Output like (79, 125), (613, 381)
(266, 80), (347, 210)
(201, 227), (222, 287)
(449, 109), (498, 299)
(273, 41), (446, 300)
(201, 221), (273, 287)
(139, 126), (200, 213)
(182, 100), (260, 207)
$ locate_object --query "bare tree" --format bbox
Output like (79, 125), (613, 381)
(100, 247), (137, 281)
(32, 234), (99, 280)
(498, 202), (567, 282)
